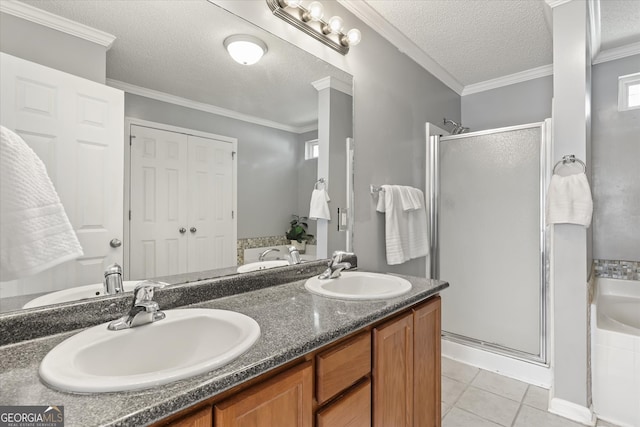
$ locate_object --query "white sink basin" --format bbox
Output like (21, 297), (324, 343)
(39, 308), (260, 393)
(237, 260), (289, 273)
(305, 272), (412, 300)
(23, 281), (142, 309)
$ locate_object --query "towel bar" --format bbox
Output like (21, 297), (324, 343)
(370, 185), (384, 194)
(553, 154), (586, 174)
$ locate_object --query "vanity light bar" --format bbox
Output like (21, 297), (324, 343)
(266, 0), (361, 55)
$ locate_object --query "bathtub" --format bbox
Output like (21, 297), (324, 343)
(591, 278), (640, 427)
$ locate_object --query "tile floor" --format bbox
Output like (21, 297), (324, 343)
(441, 357), (619, 427)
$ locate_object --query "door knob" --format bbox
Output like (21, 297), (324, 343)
(110, 238), (122, 248)
(190, 227), (197, 233)
(179, 227), (186, 234)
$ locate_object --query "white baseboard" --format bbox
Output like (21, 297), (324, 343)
(442, 339), (552, 387)
(549, 397), (596, 426)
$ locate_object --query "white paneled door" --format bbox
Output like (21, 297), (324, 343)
(129, 125), (236, 279)
(0, 52), (124, 296)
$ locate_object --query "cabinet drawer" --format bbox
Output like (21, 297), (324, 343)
(316, 379), (371, 427)
(316, 331), (371, 404)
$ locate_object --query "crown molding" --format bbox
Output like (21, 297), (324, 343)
(593, 41), (640, 65)
(107, 79), (315, 134)
(461, 64), (554, 96)
(337, 0), (464, 95)
(0, 0), (115, 49)
(311, 76), (353, 96)
(544, 0), (574, 8)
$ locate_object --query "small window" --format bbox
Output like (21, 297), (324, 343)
(305, 139), (319, 160)
(618, 72), (640, 111)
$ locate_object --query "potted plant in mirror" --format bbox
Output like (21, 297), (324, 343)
(286, 215), (312, 253)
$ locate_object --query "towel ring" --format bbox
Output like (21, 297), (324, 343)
(315, 178), (326, 190)
(553, 154), (586, 174)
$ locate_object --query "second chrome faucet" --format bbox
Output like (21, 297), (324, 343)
(318, 251), (354, 279)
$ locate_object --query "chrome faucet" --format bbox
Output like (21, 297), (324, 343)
(288, 246), (301, 265)
(108, 281), (167, 331)
(103, 263), (124, 295)
(318, 251), (354, 279)
(258, 248), (280, 261)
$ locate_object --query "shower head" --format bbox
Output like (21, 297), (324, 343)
(443, 118), (470, 135)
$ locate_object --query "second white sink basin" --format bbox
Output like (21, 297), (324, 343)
(305, 271), (412, 300)
(237, 260), (289, 273)
(23, 281), (142, 309)
(39, 309), (260, 393)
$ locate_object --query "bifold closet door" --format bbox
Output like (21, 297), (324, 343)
(129, 126), (236, 278)
(187, 135), (236, 271)
(130, 125), (189, 279)
(438, 125), (543, 357)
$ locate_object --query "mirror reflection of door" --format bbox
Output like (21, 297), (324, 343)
(0, 52), (124, 296)
(129, 124), (236, 279)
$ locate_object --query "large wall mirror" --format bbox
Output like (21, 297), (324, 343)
(0, 0), (353, 314)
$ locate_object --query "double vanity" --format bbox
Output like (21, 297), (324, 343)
(0, 256), (448, 426)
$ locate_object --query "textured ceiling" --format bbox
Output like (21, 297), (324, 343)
(362, 0), (553, 86)
(21, 0), (352, 130)
(600, 0), (640, 51)
(356, 0), (640, 88)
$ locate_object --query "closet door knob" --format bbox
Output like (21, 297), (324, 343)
(179, 227), (186, 234)
(190, 227), (197, 233)
(110, 238), (122, 248)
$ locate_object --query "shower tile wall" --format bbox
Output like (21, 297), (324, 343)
(593, 260), (640, 281)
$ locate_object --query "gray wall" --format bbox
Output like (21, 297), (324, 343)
(592, 54), (640, 261)
(461, 76), (553, 131)
(125, 94), (301, 239)
(217, 1), (461, 276)
(0, 13), (106, 83)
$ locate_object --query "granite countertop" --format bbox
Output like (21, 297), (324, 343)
(0, 273), (448, 427)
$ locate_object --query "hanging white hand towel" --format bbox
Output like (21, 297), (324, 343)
(0, 126), (84, 281)
(376, 185), (429, 265)
(546, 172), (593, 227)
(309, 188), (331, 220)
(405, 187), (429, 259)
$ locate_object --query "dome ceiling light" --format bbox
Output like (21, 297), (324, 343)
(223, 35), (268, 65)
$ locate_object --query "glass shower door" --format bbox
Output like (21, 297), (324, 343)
(433, 123), (548, 362)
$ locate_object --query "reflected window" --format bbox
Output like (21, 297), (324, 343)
(305, 139), (319, 160)
(618, 72), (640, 111)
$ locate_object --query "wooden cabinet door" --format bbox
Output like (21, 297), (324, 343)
(373, 312), (414, 427)
(168, 406), (212, 427)
(316, 379), (371, 427)
(214, 362), (312, 427)
(414, 296), (442, 427)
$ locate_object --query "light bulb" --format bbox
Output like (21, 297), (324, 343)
(345, 28), (361, 46)
(307, 1), (324, 21)
(285, 0), (302, 7)
(327, 16), (344, 33)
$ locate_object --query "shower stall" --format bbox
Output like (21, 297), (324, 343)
(427, 121), (551, 366)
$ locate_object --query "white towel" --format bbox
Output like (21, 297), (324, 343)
(0, 126), (83, 281)
(309, 188), (331, 220)
(546, 172), (593, 227)
(376, 185), (429, 265)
